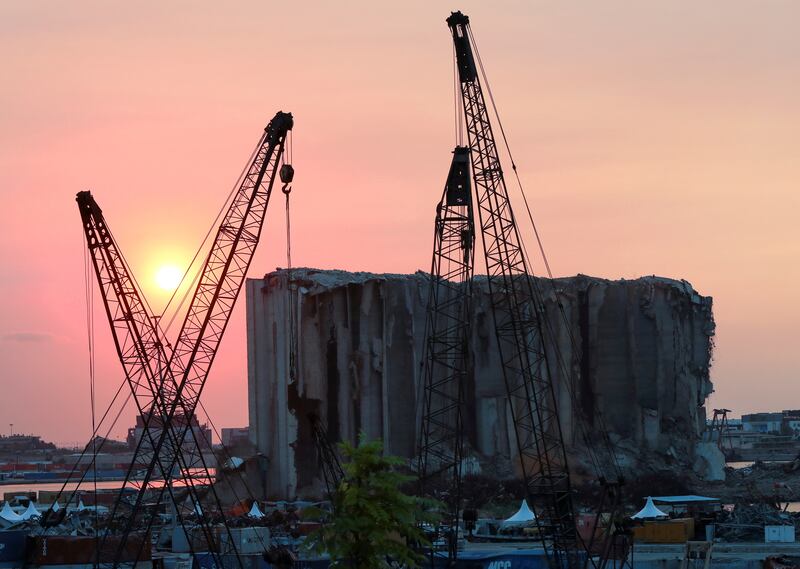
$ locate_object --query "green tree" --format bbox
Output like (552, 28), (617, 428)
(304, 434), (438, 569)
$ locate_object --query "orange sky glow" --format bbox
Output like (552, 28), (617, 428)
(0, 1), (797, 445)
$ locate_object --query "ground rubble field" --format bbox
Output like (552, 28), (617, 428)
(696, 461), (800, 503)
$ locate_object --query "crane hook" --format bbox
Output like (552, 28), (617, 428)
(280, 163), (294, 195)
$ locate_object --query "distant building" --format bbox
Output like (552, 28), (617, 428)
(726, 418), (743, 431)
(783, 410), (800, 436)
(127, 413), (212, 454)
(90, 436), (129, 454)
(721, 412), (800, 461)
(742, 412), (784, 433)
(221, 427), (250, 448)
(0, 435), (54, 453)
(741, 411), (800, 436)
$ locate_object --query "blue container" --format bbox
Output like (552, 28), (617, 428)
(0, 530), (28, 563)
(22, 471), (59, 480)
(94, 469), (125, 479)
(430, 548), (553, 569)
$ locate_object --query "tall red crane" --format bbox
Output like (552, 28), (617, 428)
(77, 110), (293, 567)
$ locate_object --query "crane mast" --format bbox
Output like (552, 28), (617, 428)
(417, 146), (474, 562)
(446, 12), (579, 568)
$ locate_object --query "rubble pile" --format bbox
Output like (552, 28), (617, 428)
(715, 503), (797, 542)
(700, 461), (800, 503)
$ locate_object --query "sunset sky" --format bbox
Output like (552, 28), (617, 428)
(0, 1), (797, 445)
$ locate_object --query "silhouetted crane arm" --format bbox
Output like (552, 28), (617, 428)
(308, 413), (345, 505)
(446, 11), (579, 569)
(75, 191), (231, 568)
(135, 111), (293, 530)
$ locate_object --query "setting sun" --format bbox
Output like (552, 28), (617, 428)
(154, 264), (183, 292)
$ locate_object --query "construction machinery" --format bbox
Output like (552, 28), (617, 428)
(418, 12), (631, 569)
(76, 189), (235, 568)
(308, 413), (345, 506)
(70, 110), (293, 567)
(417, 146), (474, 562)
(706, 408), (733, 453)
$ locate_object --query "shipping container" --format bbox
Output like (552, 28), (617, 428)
(3, 491), (35, 503)
(633, 518), (694, 543)
(218, 527), (270, 555)
(766, 525), (796, 543)
(22, 471), (60, 480)
(430, 548), (556, 569)
(0, 530), (28, 565)
(93, 469), (125, 479)
(37, 491), (61, 504)
(194, 552), (266, 569)
(30, 534), (151, 565)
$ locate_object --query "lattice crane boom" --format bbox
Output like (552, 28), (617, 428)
(76, 110), (292, 567)
(76, 192), (231, 568)
(308, 414), (345, 505)
(133, 110), (293, 533)
(417, 146), (475, 563)
(446, 12), (579, 568)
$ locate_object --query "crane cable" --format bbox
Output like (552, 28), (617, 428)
(72, 133), (275, 556)
(470, 27), (614, 477)
(82, 229), (99, 548)
(281, 131), (296, 384)
(45, 229), (135, 528)
(467, 26), (623, 481)
(158, 133), (266, 335)
(190, 130), (293, 556)
(193, 401), (273, 553)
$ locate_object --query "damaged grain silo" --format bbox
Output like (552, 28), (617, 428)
(245, 268), (719, 500)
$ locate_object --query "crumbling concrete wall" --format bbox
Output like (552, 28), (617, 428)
(246, 269), (716, 499)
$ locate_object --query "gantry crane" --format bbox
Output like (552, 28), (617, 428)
(419, 12), (582, 568)
(76, 110), (293, 567)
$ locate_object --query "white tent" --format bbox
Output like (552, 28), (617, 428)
(51, 501), (61, 512)
(0, 502), (23, 523)
(632, 496), (668, 520)
(78, 499), (87, 512)
(21, 502), (40, 520)
(225, 457), (245, 470)
(503, 499), (536, 526)
(248, 502), (265, 519)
